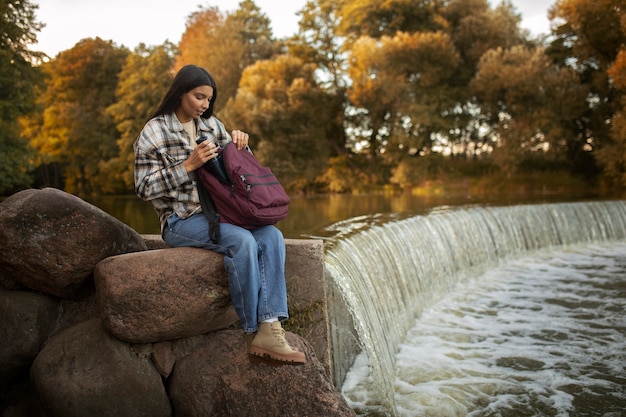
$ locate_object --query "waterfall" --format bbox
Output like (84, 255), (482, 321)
(324, 200), (626, 415)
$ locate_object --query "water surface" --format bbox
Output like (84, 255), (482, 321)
(89, 191), (609, 239)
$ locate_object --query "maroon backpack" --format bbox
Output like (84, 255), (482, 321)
(196, 142), (290, 243)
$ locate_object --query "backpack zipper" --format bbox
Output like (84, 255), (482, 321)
(240, 174), (280, 199)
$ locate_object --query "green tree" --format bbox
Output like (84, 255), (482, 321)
(103, 43), (176, 193)
(289, 0), (344, 85)
(0, 0), (44, 194)
(230, 0), (276, 61)
(30, 38), (129, 195)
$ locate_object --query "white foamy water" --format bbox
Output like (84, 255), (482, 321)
(342, 242), (626, 416)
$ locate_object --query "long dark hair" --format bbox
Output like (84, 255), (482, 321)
(150, 64), (218, 120)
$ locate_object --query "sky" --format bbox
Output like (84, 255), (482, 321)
(31, 0), (553, 58)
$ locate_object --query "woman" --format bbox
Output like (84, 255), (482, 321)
(134, 64), (305, 365)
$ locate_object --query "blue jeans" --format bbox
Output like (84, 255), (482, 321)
(163, 213), (288, 333)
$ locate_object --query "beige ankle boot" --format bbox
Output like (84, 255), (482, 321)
(249, 321), (306, 365)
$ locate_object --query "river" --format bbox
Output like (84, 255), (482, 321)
(87, 190), (609, 239)
(324, 201), (626, 416)
(341, 241), (626, 416)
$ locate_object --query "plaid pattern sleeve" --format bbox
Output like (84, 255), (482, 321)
(134, 114), (198, 230)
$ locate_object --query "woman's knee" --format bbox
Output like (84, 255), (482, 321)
(255, 226), (284, 248)
(221, 225), (257, 250)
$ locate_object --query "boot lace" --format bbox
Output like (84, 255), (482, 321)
(271, 325), (286, 346)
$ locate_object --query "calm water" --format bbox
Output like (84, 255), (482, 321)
(87, 191), (610, 239)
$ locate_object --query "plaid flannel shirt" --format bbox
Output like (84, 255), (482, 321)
(134, 113), (232, 232)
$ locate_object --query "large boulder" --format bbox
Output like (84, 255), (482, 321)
(94, 247), (239, 343)
(138, 237), (333, 373)
(0, 290), (59, 391)
(168, 330), (356, 417)
(0, 188), (148, 299)
(30, 319), (171, 417)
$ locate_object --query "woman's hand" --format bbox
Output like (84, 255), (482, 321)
(183, 140), (219, 172)
(231, 130), (250, 150)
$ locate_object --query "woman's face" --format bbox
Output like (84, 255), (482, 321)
(176, 85), (214, 122)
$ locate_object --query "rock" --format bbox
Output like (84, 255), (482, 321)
(30, 319), (172, 417)
(53, 293), (100, 338)
(0, 381), (38, 417)
(0, 269), (26, 291)
(141, 234), (169, 250)
(152, 341), (176, 378)
(0, 188), (148, 299)
(282, 239), (330, 372)
(0, 290), (59, 391)
(168, 330), (356, 417)
(94, 247), (239, 343)
(137, 236), (333, 374)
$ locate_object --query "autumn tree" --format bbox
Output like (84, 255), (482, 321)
(224, 55), (333, 191)
(340, 1), (528, 171)
(347, 31), (461, 161)
(598, 3), (626, 187)
(341, 1), (526, 151)
(0, 0), (44, 194)
(445, 0), (526, 79)
(436, 0), (528, 156)
(265, 0), (532, 190)
(324, 0), (444, 188)
(175, 1), (277, 112)
(288, 0), (348, 156)
(547, 0), (626, 178)
(103, 43), (176, 193)
(16, 0), (624, 196)
(29, 38), (129, 195)
(471, 45), (587, 175)
(337, 0), (446, 42)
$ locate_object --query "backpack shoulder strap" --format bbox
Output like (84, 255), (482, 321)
(196, 177), (220, 244)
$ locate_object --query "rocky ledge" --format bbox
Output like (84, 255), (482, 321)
(0, 188), (354, 417)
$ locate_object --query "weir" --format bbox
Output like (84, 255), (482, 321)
(324, 200), (626, 414)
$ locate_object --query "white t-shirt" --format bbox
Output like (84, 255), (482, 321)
(181, 119), (197, 147)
